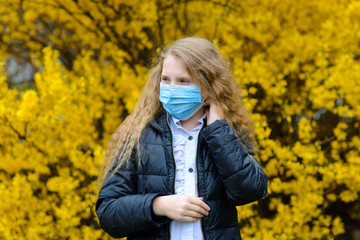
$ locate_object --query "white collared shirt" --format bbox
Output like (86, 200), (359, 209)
(169, 114), (206, 240)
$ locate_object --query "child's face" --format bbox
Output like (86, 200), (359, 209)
(161, 55), (195, 86)
(160, 54), (206, 102)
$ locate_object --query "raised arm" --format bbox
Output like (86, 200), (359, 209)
(200, 120), (268, 205)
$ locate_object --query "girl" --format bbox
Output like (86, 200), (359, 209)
(96, 37), (268, 239)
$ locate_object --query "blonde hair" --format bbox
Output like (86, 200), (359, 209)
(97, 37), (257, 186)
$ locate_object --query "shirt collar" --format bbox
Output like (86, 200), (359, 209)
(171, 114), (207, 129)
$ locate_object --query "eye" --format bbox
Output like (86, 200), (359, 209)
(161, 77), (169, 82)
(180, 79), (191, 84)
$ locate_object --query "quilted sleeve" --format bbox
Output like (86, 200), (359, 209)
(95, 158), (169, 238)
(201, 120), (268, 205)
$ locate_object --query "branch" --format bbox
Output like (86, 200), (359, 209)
(1, 115), (48, 156)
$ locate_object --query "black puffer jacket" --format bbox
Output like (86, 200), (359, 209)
(96, 109), (268, 239)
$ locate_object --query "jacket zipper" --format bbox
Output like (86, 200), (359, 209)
(165, 112), (177, 194)
(196, 125), (205, 240)
(165, 112), (176, 239)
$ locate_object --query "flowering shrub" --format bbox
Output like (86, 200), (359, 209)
(0, 0), (359, 239)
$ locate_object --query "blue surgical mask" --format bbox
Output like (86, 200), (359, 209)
(159, 82), (205, 120)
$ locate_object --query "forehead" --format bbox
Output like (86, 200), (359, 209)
(162, 55), (191, 77)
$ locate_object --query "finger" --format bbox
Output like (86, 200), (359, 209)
(199, 201), (211, 212)
(188, 197), (211, 212)
(196, 197), (211, 212)
(188, 196), (210, 210)
(181, 216), (199, 222)
(186, 204), (208, 216)
(184, 209), (206, 219)
(187, 196), (204, 205)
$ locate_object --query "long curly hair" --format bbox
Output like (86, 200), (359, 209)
(97, 37), (257, 186)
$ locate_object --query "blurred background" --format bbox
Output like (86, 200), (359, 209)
(0, 0), (359, 239)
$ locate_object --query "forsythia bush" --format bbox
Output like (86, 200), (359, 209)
(0, 0), (359, 239)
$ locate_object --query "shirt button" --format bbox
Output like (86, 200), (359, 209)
(188, 136), (193, 140)
(188, 168), (193, 173)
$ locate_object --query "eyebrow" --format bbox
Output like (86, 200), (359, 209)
(161, 74), (192, 80)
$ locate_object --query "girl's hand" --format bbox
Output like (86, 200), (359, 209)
(204, 100), (223, 125)
(153, 195), (210, 222)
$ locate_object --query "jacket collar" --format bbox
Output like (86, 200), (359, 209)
(149, 109), (209, 132)
(147, 109), (168, 132)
